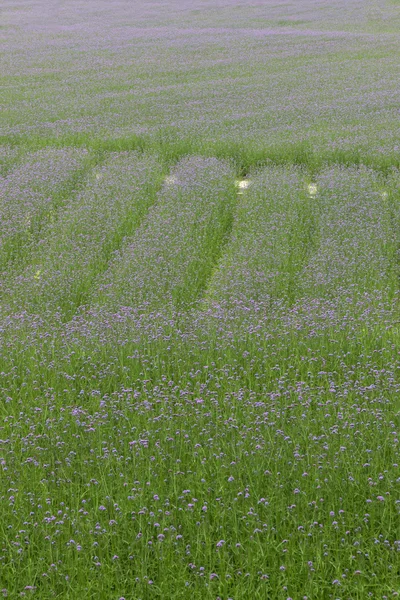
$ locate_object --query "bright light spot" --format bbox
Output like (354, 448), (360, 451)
(165, 175), (178, 185)
(235, 180), (250, 189)
(235, 179), (251, 194)
(381, 191), (388, 200)
(95, 173), (102, 180)
(34, 270), (41, 280)
(308, 183), (318, 197)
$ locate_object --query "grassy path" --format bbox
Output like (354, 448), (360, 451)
(2, 134), (400, 174)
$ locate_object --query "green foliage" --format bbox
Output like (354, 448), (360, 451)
(1, 0), (400, 597)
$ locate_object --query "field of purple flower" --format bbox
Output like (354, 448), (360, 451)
(1, 1), (400, 599)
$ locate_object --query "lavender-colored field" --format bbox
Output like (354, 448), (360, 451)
(1, 1), (400, 599)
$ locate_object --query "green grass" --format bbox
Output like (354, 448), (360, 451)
(2, 133), (400, 174)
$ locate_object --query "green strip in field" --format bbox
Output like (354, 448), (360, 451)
(1, 134), (400, 175)
(92, 156), (237, 313)
(0, 152), (167, 319)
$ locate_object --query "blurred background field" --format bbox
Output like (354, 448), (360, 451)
(1, 0), (400, 166)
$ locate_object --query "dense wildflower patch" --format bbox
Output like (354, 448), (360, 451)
(1, 1), (400, 598)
